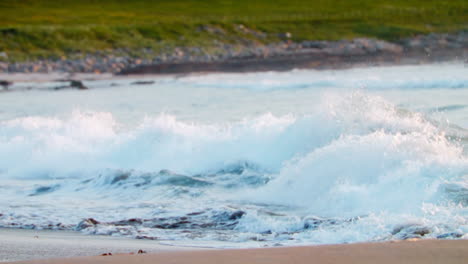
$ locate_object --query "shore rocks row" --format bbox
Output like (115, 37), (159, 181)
(0, 31), (466, 74)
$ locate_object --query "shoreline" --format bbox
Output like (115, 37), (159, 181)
(0, 60), (465, 85)
(4, 234), (467, 264)
(1, 31), (466, 76)
(117, 48), (467, 75)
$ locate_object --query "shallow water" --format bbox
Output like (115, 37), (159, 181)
(0, 63), (467, 247)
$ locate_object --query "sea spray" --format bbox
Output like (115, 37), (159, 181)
(1, 66), (467, 247)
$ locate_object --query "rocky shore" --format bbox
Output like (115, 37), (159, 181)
(1, 31), (467, 75)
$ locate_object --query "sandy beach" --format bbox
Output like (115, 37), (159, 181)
(4, 236), (467, 264)
(0, 228), (208, 263)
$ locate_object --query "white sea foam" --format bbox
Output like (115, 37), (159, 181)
(178, 63), (468, 91)
(0, 64), (467, 246)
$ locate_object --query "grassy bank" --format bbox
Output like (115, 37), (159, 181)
(0, 0), (467, 61)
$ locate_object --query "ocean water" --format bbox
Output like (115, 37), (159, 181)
(0, 63), (467, 247)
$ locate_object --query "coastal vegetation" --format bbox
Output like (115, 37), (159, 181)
(0, 0), (467, 61)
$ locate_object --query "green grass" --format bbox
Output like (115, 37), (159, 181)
(0, 0), (467, 61)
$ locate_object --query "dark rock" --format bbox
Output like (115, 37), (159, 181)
(70, 80), (88, 90)
(199, 223), (215, 228)
(131, 80), (155, 85)
(303, 218), (324, 229)
(53, 80), (88, 90)
(392, 224), (431, 239)
(301, 41), (328, 49)
(229, 210), (245, 220)
(249, 236), (266, 242)
(0, 80), (12, 89)
(186, 211), (205, 216)
(374, 40), (403, 53)
(153, 220), (193, 229)
(412, 227), (431, 236)
(112, 218), (143, 226)
(76, 218), (100, 230)
(126, 209), (246, 231)
(436, 232), (463, 239)
(87, 218), (99, 225)
(303, 216), (361, 230)
(111, 172), (130, 184)
(135, 235), (158, 240)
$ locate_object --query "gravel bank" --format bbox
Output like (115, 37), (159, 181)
(1, 31), (467, 75)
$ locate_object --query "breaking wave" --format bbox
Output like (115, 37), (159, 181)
(0, 92), (467, 246)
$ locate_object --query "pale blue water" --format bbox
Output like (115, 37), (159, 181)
(0, 63), (467, 247)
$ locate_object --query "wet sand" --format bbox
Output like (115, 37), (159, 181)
(11, 239), (468, 264)
(1, 229), (467, 264)
(0, 228), (207, 263)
